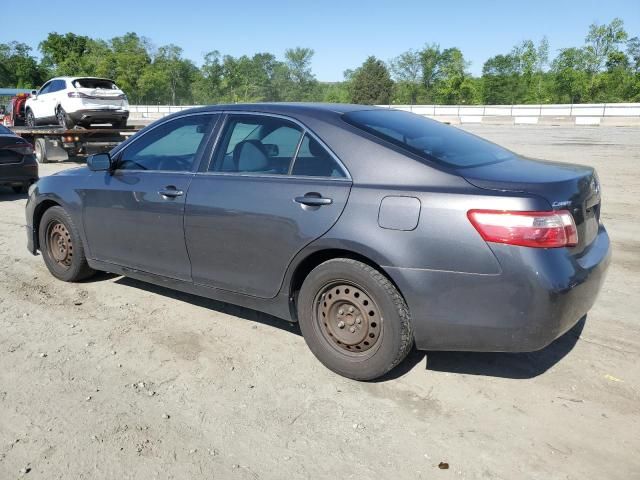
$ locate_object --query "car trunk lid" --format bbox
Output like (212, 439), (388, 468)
(461, 157), (601, 253)
(0, 135), (32, 164)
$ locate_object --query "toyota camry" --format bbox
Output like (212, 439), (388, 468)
(25, 104), (611, 380)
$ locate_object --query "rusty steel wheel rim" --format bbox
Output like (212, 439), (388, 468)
(47, 221), (73, 269)
(314, 281), (382, 354)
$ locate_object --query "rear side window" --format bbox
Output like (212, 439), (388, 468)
(211, 115), (303, 175)
(292, 134), (346, 178)
(343, 109), (515, 168)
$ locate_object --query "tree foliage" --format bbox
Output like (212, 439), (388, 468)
(349, 56), (394, 104)
(1, 18), (639, 105)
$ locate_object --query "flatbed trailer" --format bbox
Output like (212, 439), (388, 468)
(10, 125), (142, 163)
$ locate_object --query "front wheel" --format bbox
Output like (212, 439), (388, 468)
(297, 258), (413, 381)
(25, 109), (35, 128)
(39, 206), (95, 282)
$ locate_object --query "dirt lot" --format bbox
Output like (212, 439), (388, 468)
(1, 125), (639, 479)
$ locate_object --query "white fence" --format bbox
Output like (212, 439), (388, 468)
(380, 103), (640, 117)
(128, 103), (640, 126)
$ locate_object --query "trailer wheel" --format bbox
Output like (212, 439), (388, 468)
(34, 138), (49, 163)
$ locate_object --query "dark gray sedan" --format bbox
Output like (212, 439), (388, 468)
(25, 104), (611, 380)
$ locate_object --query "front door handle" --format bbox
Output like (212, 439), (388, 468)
(295, 194), (333, 206)
(159, 186), (184, 198)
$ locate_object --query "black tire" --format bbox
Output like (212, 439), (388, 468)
(39, 206), (95, 282)
(34, 138), (48, 163)
(25, 109), (35, 128)
(111, 120), (127, 129)
(297, 258), (413, 380)
(56, 107), (75, 129)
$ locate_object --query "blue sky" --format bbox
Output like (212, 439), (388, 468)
(2, 0), (639, 80)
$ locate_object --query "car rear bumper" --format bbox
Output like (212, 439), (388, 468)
(68, 109), (129, 124)
(0, 160), (39, 186)
(385, 225), (611, 352)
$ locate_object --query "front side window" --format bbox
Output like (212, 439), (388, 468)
(38, 82), (52, 95)
(343, 109), (515, 168)
(118, 114), (216, 172)
(211, 115), (303, 175)
(50, 80), (65, 92)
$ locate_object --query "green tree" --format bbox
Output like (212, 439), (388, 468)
(585, 18), (628, 74)
(192, 51), (224, 103)
(627, 37), (640, 73)
(0, 42), (46, 88)
(349, 56), (394, 105)
(109, 33), (152, 103)
(390, 49), (422, 104)
(482, 53), (520, 104)
(551, 47), (591, 103)
(283, 47), (317, 101)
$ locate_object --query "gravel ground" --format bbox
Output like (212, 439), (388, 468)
(0, 125), (639, 479)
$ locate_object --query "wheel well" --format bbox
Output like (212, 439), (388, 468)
(32, 200), (61, 250)
(288, 249), (402, 318)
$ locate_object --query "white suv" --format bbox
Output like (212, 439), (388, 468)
(25, 77), (129, 129)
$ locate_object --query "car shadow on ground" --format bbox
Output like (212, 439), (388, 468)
(0, 187), (27, 201)
(423, 317), (586, 380)
(92, 273), (585, 381)
(112, 276), (302, 336)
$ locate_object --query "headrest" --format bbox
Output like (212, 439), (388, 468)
(233, 140), (268, 172)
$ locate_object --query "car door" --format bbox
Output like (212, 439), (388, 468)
(30, 81), (53, 120)
(81, 113), (219, 281)
(46, 79), (66, 119)
(184, 113), (352, 298)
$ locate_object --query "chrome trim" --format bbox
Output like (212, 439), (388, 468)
(194, 170), (352, 182)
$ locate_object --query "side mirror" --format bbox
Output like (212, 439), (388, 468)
(31, 90), (38, 98)
(87, 153), (112, 172)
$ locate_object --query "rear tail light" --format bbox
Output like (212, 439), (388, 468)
(68, 91), (89, 98)
(2, 143), (34, 156)
(467, 210), (578, 248)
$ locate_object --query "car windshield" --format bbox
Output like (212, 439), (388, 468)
(343, 109), (515, 168)
(0, 125), (12, 135)
(73, 78), (118, 90)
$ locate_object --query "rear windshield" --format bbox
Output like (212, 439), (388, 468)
(343, 109), (515, 168)
(72, 78), (118, 90)
(0, 125), (12, 135)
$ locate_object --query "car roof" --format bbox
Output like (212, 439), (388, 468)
(46, 76), (117, 83)
(188, 102), (385, 116)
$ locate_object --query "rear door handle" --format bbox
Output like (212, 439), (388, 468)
(295, 195), (333, 206)
(159, 186), (184, 198)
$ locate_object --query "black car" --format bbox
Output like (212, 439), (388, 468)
(0, 124), (38, 193)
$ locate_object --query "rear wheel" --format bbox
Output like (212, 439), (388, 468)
(39, 206), (95, 282)
(25, 109), (35, 128)
(56, 107), (75, 129)
(297, 258), (413, 380)
(34, 138), (48, 163)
